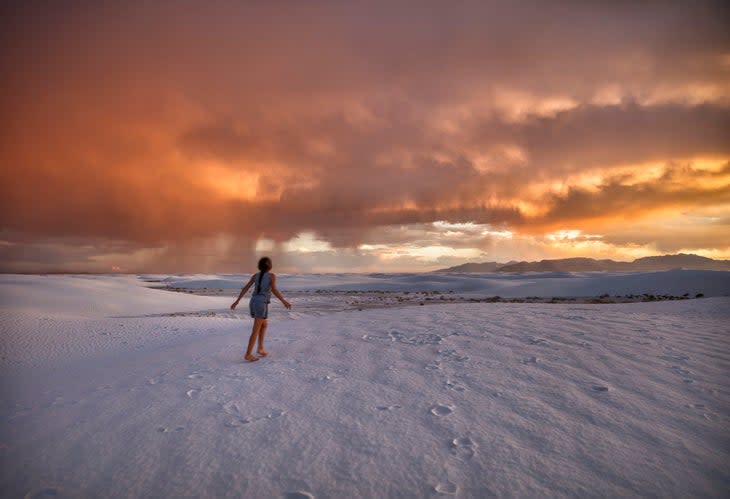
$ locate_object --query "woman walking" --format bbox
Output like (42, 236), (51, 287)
(231, 257), (291, 362)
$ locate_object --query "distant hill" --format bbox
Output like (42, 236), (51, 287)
(437, 261), (516, 273)
(434, 253), (730, 273)
(630, 254), (730, 271)
(496, 258), (628, 273)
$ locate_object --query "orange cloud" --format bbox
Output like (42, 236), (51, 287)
(2, 1), (730, 271)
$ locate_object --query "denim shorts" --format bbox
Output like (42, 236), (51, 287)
(249, 295), (269, 319)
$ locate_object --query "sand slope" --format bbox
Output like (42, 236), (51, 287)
(1, 274), (729, 497)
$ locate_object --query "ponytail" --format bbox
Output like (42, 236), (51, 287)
(255, 256), (272, 294)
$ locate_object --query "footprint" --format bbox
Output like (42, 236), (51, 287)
(669, 365), (695, 383)
(282, 479), (313, 499)
(528, 337), (548, 345)
(671, 365), (692, 376)
(186, 389), (201, 399)
(267, 409), (286, 420)
(222, 401), (286, 426)
(24, 487), (59, 499)
(49, 397), (80, 408)
(376, 405), (402, 411)
(187, 373), (204, 379)
(284, 492), (314, 499)
(685, 403), (717, 420)
(434, 481), (458, 495)
(591, 385), (609, 392)
(430, 405), (454, 416)
(223, 400), (244, 416)
(224, 419), (248, 428)
(521, 356), (539, 364)
(222, 401), (248, 426)
(8, 408), (31, 421)
(147, 371), (169, 385)
(157, 426), (184, 433)
(660, 354), (689, 362)
(450, 436), (477, 459)
(444, 380), (466, 392)
(438, 350), (469, 362)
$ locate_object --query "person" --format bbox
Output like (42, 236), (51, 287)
(230, 256), (291, 362)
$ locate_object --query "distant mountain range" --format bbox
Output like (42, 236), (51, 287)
(434, 254), (730, 273)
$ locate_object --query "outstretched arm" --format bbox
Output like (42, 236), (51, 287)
(231, 275), (256, 309)
(270, 274), (292, 309)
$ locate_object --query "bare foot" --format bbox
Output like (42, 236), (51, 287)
(244, 354), (259, 362)
(257, 350), (268, 358)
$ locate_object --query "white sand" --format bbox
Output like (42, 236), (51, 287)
(155, 269), (730, 298)
(1, 272), (729, 497)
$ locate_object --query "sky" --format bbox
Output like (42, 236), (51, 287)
(1, 0), (729, 273)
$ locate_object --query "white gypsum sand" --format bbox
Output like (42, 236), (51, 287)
(1, 272), (729, 498)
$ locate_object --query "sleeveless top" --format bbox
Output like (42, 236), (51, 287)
(253, 272), (272, 303)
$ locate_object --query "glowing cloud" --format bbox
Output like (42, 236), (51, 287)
(1, 1), (729, 272)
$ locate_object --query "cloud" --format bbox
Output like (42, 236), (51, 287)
(524, 161), (730, 231)
(487, 101), (730, 173)
(603, 226), (730, 255)
(2, 1), (730, 270)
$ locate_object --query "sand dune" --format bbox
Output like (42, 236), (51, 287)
(1, 273), (729, 497)
(157, 268), (730, 297)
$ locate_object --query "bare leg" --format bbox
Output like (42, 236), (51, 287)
(257, 319), (268, 357)
(245, 318), (265, 361)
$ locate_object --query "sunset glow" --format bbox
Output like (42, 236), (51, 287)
(1, 1), (729, 273)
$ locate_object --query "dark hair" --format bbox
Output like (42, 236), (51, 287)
(256, 257), (272, 293)
(258, 257), (272, 272)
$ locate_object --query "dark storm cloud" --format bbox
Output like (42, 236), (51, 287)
(1, 0), (729, 270)
(471, 101), (730, 173)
